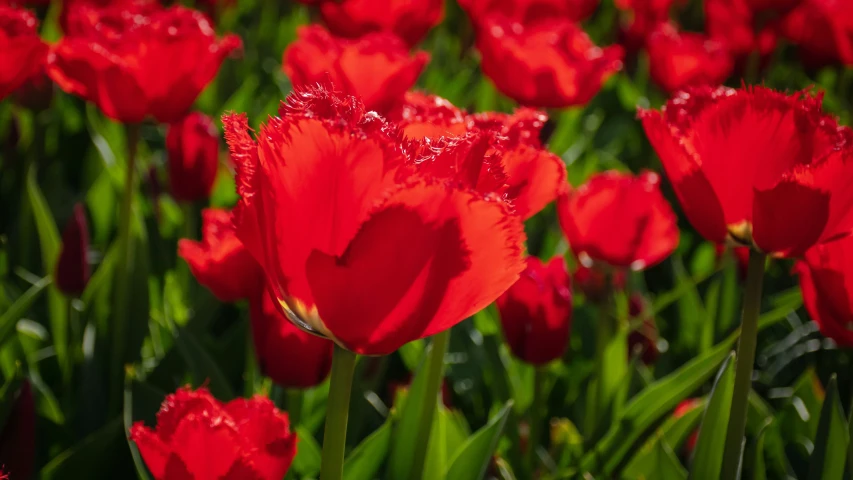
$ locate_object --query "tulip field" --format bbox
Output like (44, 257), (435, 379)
(3, 0), (853, 478)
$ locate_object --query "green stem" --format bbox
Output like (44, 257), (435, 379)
(109, 124), (140, 413)
(287, 389), (304, 427)
(721, 251), (766, 479)
(320, 344), (357, 480)
(410, 329), (451, 479)
(528, 367), (546, 476)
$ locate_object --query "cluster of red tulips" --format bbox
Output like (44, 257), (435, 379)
(2, 0), (853, 478)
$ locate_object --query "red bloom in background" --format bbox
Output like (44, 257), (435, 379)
(167, 112), (220, 203)
(130, 387), (297, 480)
(646, 23), (734, 93)
(392, 93), (567, 220)
(781, 0), (853, 67)
(0, 380), (35, 480)
(558, 170), (679, 270)
(797, 236), (853, 347)
(674, 398), (703, 453)
(249, 288), (334, 389)
(615, 0), (680, 50)
(58, 0), (158, 33)
(0, 6), (48, 101)
(627, 294), (659, 364)
(497, 256), (572, 365)
(319, 0), (443, 46)
(48, 5), (241, 123)
(224, 84), (525, 355)
(640, 86), (853, 257)
(476, 17), (623, 108)
(178, 208), (264, 302)
(283, 25), (428, 115)
(459, 0), (599, 26)
(55, 203), (91, 297)
(572, 264), (626, 302)
(705, 0), (779, 62)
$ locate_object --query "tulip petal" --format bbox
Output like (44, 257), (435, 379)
(129, 423), (171, 479)
(503, 146), (566, 219)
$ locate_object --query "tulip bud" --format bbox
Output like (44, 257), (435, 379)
(0, 380), (35, 480)
(497, 256), (572, 365)
(55, 203), (90, 296)
(166, 112), (219, 203)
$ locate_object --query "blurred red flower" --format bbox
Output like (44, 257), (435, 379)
(705, 0), (779, 62)
(318, 0), (443, 46)
(674, 398), (702, 453)
(283, 25), (428, 115)
(497, 256), (572, 365)
(797, 236), (853, 347)
(58, 0), (158, 32)
(0, 380), (35, 480)
(249, 288), (334, 389)
(178, 208), (264, 303)
(459, 0), (599, 27)
(48, 4), (241, 123)
(55, 203), (90, 297)
(167, 112), (220, 203)
(130, 387), (297, 480)
(640, 86), (853, 257)
(627, 294), (659, 364)
(476, 17), (623, 108)
(223, 84), (526, 355)
(572, 264), (626, 302)
(646, 23), (734, 93)
(558, 170), (679, 270)
(0, 6), (48, 101)
(392, 93), (567, 220)
(780, 0), (853, 67)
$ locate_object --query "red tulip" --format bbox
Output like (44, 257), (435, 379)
(646, 23), (734, 93)
(55, 203), (90, 297)
(0, 5), (48, 101)
(797, 236), (853, 347)
(223, 83), (526, 355)
(615, 0), (680, 50)
(705, 0), (779, 61)
(167, 112), (220, 203)
(572, 264), (626, 302)
(627, 294), (659, 364)
(0, 380), (35, 480)
(497, 256), (572, 365)
(558, 170), (679, 270)
(48, 4), (241, 123)
(249, 288), (334, 389)
(392, 93), (567, 220)
(780, 0), (853, 67)
(318, 0), (443, 46)
(130, 387), (297, 480)
(674, 398), (702, 453)
(459, 0), (599, 26)
(58, 0), (158, 33)
(178, 208), (264, 302)
(476, 17), (623, 108)
(640, 86), (853, 257)
(282, 25), (428, 115)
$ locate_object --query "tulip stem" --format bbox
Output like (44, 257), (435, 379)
(109, 123), (140, 414)
(721, 250), (766, 479)
(410, 328), (451, 480)
(320, 344), (357, 480)
(528, 366), (546, 475)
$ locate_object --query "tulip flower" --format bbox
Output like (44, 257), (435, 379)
(780, 0), (853, 67)
(476, 17), (623, 108)
(55, 203), (91, 297)
(572, 264), (626, 303)
(178, 208), (264, 303)
(640, 86), (853, 258)
(558, 170), (679, 270)
(674, 398), (702, 453)
(459, 0), (599, 27)
(249, 288), (334, 389)
(797, 236), (853, 347)
(48, 4), (241, 123)
(167, 112), (220, 203)
(130, 387), (297, 480)
(705, 0), (779, 62)
(497, 256), (572, 365)
(283, 25), (428, 115)
(615, 0), (680, 50)
(0, 5), (48, 101)
(646, 23), (734, 93)
(0, 380), (35, 480)
(318, 0), (443, 46)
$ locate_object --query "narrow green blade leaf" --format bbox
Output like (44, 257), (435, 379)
(387, 342), (432, 479)
(292, 426), (322, 477)
(689, 352), (736, 480)
(0, 276), (50, 346)
(344, 418), (393, 480)
(445, 400), (513, 480)
(809, 375), (849, 480)
(40, 418), (126, 479)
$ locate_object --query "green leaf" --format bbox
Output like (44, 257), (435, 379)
(445, 400), (513, 480)
(387, 343), (432, 479)
(689, 352), (736, 480)
(423, 405), (470, 480)
(0, 275), (50, 346)
(751, 421), (771, 480)
(172, 326), (234, 401)
(625, 399), (705, 475)
(292, 426), (322, 477)
(344, 418), (392, 480)
(809, 375), (849, 480)
(398, 339), (425, 372)
(26, 167), (69, 380)
(40, 418), (127, 479)
(625, 436), (688, 480)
